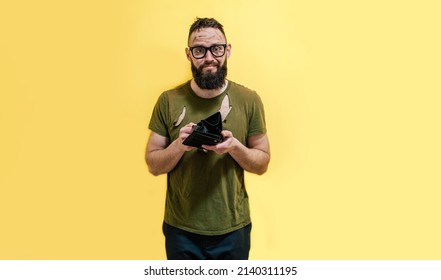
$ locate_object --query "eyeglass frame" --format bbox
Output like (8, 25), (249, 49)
(188, 44), (227, 59)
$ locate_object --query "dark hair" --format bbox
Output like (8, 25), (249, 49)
(188, 18), (226, 41)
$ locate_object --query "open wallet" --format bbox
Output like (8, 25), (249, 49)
(182, 111), (224, 148)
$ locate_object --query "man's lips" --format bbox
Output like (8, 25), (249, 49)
(203, 64), (218, 71)
(203, 62), (218, 67)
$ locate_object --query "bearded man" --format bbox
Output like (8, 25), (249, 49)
(145, 17), (270, 260)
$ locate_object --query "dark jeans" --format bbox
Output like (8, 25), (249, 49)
(162, 222), (251, 260)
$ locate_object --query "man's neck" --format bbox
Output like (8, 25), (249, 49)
(190, 79), (228, 99)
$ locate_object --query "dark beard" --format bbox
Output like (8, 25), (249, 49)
(191, 60), (227, 90)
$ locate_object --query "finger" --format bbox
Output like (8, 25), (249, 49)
(201, 144), (216, 150)
(221, 131), (232, 139)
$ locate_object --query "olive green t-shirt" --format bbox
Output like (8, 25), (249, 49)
(148, 80), (266, 235)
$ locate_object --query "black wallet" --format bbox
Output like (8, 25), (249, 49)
(182, 112), (224, 148)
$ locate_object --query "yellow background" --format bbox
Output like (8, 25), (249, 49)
(1, 0), (440, 259)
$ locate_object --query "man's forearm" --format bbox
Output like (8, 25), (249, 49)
(146, 139), (185, 176)
(228, 139), (270, 175)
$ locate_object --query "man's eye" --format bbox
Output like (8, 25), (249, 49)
(194, 47), (205, 54)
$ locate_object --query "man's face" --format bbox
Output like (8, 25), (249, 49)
(186, 28), (231, 90)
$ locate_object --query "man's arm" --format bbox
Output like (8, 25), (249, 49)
(145, 124), (194, 176)
(202, 132), (270, 175)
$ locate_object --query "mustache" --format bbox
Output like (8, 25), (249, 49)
(201, 61), (219, 68)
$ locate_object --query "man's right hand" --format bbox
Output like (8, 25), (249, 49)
(146, 123), (195, 176)
(178, 123), (196, 152)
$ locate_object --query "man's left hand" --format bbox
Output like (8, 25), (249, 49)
(201, 130), (237, 154)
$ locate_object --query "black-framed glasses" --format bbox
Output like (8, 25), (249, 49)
(189, 44), (227, 59)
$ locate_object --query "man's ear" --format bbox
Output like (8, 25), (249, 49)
(226, 44), (232, 59)
(185, 48), (191, 61)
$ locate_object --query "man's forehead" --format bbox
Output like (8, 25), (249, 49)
(189, 28), (226, 44)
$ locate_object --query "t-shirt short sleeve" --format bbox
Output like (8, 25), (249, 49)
(247, 92), (267, 137)
(148, 93), (170, 138)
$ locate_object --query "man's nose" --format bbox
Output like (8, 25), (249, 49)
(204, 50), (215, 61)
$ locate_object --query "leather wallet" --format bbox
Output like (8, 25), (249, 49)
(183, 112), (224, 148)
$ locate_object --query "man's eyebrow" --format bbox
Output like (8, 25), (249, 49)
(191, 43), (224, 47)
